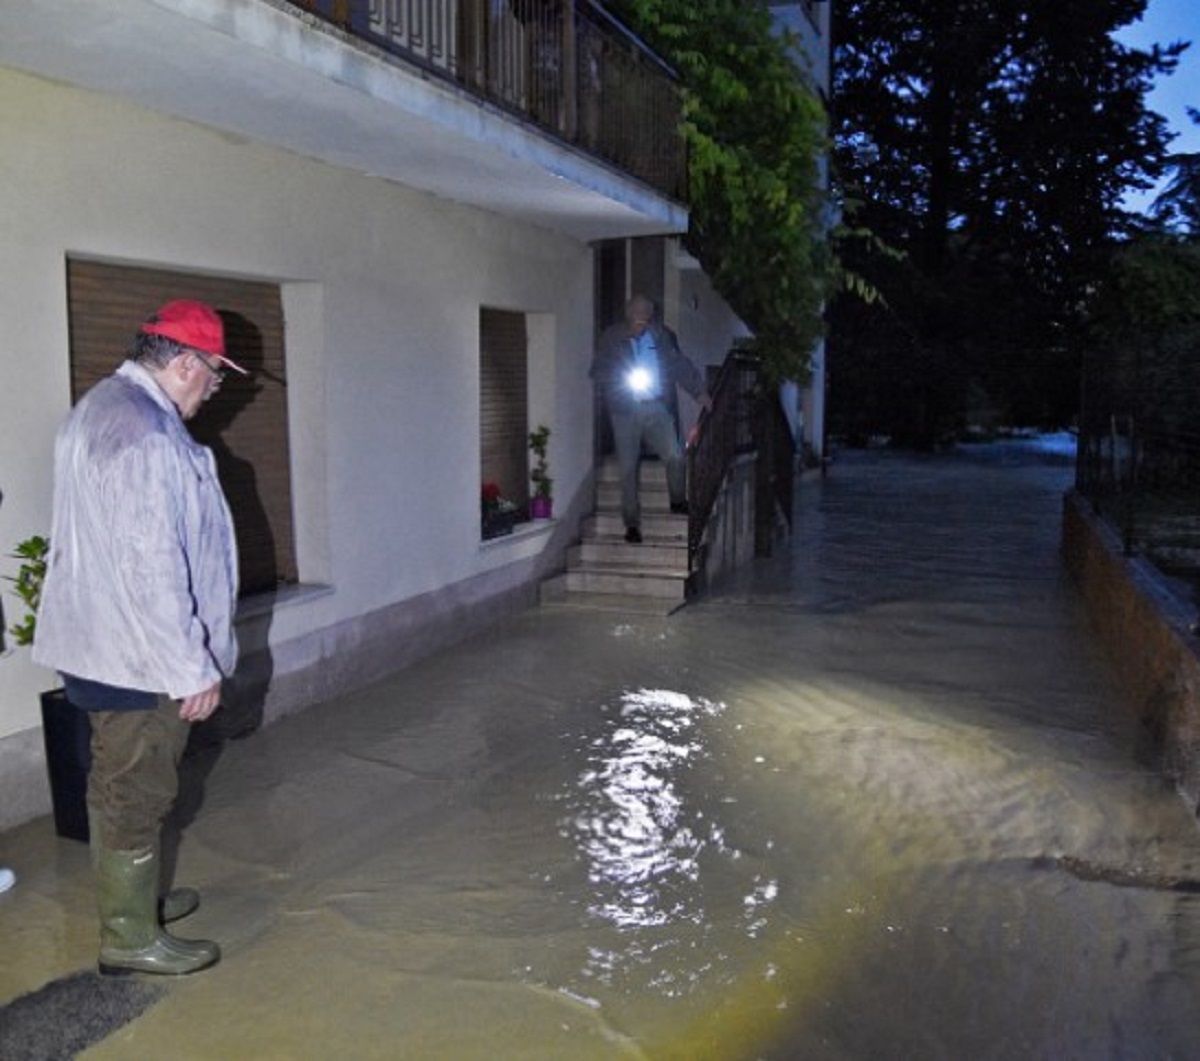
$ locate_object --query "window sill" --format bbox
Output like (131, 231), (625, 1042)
(480, 518), (555, 549)
(236, 582), (334, 622)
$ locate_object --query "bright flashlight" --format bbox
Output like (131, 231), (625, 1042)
(627, 366), (654, 396)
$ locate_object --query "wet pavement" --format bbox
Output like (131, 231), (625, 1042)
(3, 439), (1200, 1059)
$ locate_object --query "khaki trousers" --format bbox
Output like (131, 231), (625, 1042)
(86, 696), (189, 850)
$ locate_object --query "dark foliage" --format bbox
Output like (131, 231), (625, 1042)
(830, 0), (1186, 446)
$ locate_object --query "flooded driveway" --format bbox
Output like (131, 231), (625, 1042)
(3, 440), (1200, 1059)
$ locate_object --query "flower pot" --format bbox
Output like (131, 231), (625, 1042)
(482, 508), (517, 540)
(40, 688), (91, 843)
(530, 496), (553, 520)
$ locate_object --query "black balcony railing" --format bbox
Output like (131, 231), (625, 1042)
(290, 0), (686, 200)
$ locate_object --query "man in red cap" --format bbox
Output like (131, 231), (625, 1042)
(34, 299), (248, 975)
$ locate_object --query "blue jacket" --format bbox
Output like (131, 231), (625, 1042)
(590, 319), (707, 419)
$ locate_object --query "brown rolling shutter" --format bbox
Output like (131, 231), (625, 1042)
(65, 259), (297, 595)
(479, 307), (529, 517)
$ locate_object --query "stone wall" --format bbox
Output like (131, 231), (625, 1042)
(1062, 490), (1200, 818)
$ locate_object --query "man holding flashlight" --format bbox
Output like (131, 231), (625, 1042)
(591, 295), (711, 543)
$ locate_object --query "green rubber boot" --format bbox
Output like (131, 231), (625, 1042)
(88, 810), (199, 925)
(96, 844), (219, 976)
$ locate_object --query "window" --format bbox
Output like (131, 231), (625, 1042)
(65, 259), (297, 595)
(479, 306), (529, 531)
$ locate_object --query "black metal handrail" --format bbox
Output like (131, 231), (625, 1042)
(686, 350), (795, 568)
(686, 354), (743, 566)
(289, 0), (686, 200)
(758, 383), (796, 556)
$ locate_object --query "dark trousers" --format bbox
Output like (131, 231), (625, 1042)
(87, 696), (189, 850)
(610, 400), (686, 528)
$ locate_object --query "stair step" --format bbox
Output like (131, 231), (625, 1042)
(595, 458), (673, 485)
(596, 482), (676, 510)
(542, 455), (695, 609)
(570, 540), (687, 569)
(585, 512), (688, 539)
(564, 567), (688, 600)
(568, 557), (689, 578)
(540, 589), (686, 616)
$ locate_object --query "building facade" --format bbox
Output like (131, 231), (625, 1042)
(770, 0), (833, 463)
(0, 0), (690, 830)
(0, 0), (833, 832)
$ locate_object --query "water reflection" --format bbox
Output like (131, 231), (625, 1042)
(563, 687), (780, 995)
(568, 689), (726, 930)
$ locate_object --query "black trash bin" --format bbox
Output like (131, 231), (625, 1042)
(40, 688), (91, 843)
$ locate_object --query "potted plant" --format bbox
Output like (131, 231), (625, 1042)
(481, 482), (519, 540)
(528, 424), (553, 519)
(6, 535), (48, 648)
(6, 535), (91, 842)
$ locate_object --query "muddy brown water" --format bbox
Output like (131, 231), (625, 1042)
(3, 440), (1200, 1059)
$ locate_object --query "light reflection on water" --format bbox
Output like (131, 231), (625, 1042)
(562, 687), (779, 993)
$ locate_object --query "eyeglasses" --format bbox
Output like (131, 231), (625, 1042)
(191, 351), (226, 383)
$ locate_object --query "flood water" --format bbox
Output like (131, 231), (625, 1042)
(4, 440), (1200, 1059)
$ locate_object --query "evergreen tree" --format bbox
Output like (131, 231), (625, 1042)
(830, 0), (1185, 444)
(1152, 109), (1200, 237)
(1083, 233), (1200, 460)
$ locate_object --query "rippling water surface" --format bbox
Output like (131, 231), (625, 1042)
(7, 441), (1200, 1059)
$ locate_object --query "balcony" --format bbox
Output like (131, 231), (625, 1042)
(0, 0), (687, 240)
(295, 0), (685, 202)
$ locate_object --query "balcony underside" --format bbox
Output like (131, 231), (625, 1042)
(0, 0), (687, 242)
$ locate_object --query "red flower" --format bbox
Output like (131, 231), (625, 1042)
(481, 482), (503, 505)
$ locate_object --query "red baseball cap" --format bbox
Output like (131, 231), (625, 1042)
(140, 300), (249, 376)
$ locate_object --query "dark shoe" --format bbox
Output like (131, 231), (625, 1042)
(670, 501), (689, 515)
(624, 526), (643, 544)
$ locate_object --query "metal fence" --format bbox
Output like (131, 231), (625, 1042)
(1076, 336), (1200, 597)
(290, 0), (686, 200)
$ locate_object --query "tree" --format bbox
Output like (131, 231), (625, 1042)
(612, 0), (833, 386)
(1081, 233), (1200, 503)
(1151, 108), (1200, 237)
(830, 0), (1186, 445)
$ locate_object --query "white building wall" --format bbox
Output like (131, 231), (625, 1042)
(769, 2), (832, 89)
(769, 1), (832, 460)
(0, 68), (597, 823)
(670, 259), (752, 370)
(665, 246), (752, 427)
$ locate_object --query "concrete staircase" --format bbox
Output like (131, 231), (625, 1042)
(541, 458), (692, 614)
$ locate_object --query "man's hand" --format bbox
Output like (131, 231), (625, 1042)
(179, 680), (222, 722)
(686, 393), (714, 449)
